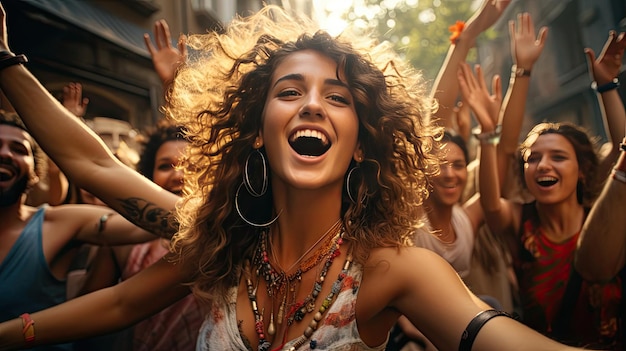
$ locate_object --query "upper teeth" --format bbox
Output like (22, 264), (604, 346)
(537, 176), (557, 182)
(290, 129), (328, 145)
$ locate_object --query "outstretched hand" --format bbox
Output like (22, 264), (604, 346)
(585, 31), (626, 85)
(509, 12), (548, 69)
(144, 19), (187, 85)
(457, 62), (502, 132)
(62, 82), (89, 118)
(464, 0), (512, 39)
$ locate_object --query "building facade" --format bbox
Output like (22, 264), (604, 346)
(477, 0), (626, 143)
(3, 0), (313, 132)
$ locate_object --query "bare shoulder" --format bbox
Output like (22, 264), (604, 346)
(356, 246), (476, 340)
(366, 246), (455, 274)
(360, 246), (460, 305)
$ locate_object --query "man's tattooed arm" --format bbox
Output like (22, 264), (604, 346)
(117, 197), (178, 239)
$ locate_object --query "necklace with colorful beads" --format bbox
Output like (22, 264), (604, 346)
(245, 224), (349, 351)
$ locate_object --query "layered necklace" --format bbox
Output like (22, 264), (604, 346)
(245, 219), (352, 351)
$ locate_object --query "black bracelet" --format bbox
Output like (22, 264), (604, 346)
(591, 78), (620, 93)
(620, 142), (626, 152)
(0, 50), (28, 71)
(459, 309), (513, 351)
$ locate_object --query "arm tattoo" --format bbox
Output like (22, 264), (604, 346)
(118, 197), (178, 239)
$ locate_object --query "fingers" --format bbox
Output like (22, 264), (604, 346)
(144, 33), (155, 56)
(492, 74), (502, 101)
(536, 26), (548, 46)
(156, 19), (172, 49)
(508, 19), (516, 39)
(457, 63), (471, 97)
(584, 48), (596, 67)
(475, 64), (487, 91)
(459, 62), (477, 92)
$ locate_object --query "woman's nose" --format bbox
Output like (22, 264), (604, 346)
(536, 155), (551, 170)
(299, 92), (324, 119)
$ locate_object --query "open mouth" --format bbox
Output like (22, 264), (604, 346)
(536, 176), (558, 187)
(0, 167), (15, 181)
(289, 129), (331, 157)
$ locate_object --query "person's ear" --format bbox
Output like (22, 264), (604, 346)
(28, 174), (40, 188)
(353, 143), (364, 162)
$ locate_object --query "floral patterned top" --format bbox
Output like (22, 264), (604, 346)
(196, 263), (388, 351)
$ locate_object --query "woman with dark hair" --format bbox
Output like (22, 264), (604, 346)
(459, 49), (624, 347)
(0, 3), (588, 350)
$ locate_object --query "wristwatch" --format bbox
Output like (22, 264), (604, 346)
(511, 64), (531, 77)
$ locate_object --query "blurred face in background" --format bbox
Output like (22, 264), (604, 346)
(152, 140), (187, 196)
(0, 125), (37, 206)
(428, 142), (467, 208)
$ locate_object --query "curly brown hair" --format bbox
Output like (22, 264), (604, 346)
(166, 6), (441, 304)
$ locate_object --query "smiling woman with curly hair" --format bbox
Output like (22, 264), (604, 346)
(0, 2), (590, 351)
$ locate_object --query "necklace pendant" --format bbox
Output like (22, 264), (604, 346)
(277, 293), (286, 323)
(268, 312), (276, 336)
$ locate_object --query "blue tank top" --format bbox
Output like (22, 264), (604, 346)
(0, 205), (72, 350)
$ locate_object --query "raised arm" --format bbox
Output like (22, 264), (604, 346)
(0, 3), (179, 237)
(498, 12), (547, 183)
(431, 0), (510, 129)
(586, 30), (626, 178)
(576, 148), (626, 282)
(458, 62), (517, 236)
(0, 259), (189, 350)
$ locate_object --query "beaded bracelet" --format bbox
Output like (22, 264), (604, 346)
(0, 50), (28, 71)
(591, 78), (620, 94)
(472, 124), (502, 145)
(20, 313), (35, 345)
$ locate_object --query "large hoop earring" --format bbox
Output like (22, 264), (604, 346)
(235, 183), (280, 227)
(346, 163), (363, 204)
(244, 149), (268, 197)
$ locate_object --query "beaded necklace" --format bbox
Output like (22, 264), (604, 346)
(252, 221), (343, 334)
(246, 224), (349, 351)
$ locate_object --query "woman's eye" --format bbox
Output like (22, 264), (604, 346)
(329, 94), (350, 105)
(452, 162), (466, 170)
(157, 163), (174, 171)
(277, 89), (299, 97)
(526, 156), (540, 164)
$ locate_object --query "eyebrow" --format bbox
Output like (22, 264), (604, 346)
(273, 73), (349, 89)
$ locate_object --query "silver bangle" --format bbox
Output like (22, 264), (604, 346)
(472, 124), (502, 145)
